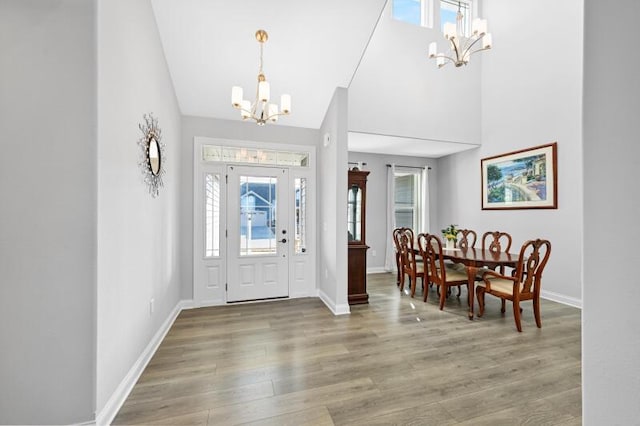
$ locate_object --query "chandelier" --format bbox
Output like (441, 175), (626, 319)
(428, 3), (492, 68)
(231, 30), (291, 125)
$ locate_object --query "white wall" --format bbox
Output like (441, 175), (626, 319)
(0, 1), (97, 423)
(96, 0), (182, 417)
(348, 151), (438, 271)
(437, 0), (584, 305)
(318, 88), (350, 314)
(179, 116), (319, 300)
(348, 1), (481, 145)
(582, 1), (640, 423)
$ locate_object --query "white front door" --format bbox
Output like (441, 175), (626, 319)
(226, 165), (289, 302)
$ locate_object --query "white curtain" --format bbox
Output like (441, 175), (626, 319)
(421, 166), (430, 233)
(384, 164), (396, 272)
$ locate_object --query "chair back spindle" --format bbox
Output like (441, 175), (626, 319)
(482, 231), (512, 254)
(456, 229), (477, 249)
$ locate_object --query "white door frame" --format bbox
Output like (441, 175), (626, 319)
(193, 137), (316, 306)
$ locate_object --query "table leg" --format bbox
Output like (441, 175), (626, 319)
(466, 266), (477, 320)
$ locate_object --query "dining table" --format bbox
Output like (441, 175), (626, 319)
(440, 247), (519, 320)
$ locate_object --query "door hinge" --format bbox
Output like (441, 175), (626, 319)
(225, 283), (228, 291)
(225, 229), (228, 238)
(225, 174), (228, 184)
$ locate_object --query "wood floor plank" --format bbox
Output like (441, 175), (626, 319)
(241, 406), (335, 426)
(114, 381), (274, 424)
(438, 365), (582, 422)
(119, 410), (210, 426)
(206, 378), (379, 425)
(113, 273), (582, 425)
(346, 401), (458, 426)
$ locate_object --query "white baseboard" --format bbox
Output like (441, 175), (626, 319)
(366, 266), (389, 274)
(317, 289), (350, 315)
(541, 290), (582, 309)
(95, 299), (190, 426)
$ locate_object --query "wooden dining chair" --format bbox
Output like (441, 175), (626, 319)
(456, 228), (477, 249)
(482, 231), (513, 274)
(476, 239), (552, 332)
(392, 227), (407, 287)
(398, 228), (424, 296)
(450, 228), (477, 296)
(417, 233), (469, 309)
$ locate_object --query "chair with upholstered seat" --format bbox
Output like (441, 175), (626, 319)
(392, 227), (408, 287)
(417, 233), (469, 309)
(450, 228), (478, 296)
(398, 228), (424, 296)
(476, 238), (551, 332)
(481, 231), (513, 274)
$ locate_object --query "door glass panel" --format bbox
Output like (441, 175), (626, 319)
(239, 175), (277, 256)
(205, 173), (220, 257)
(347, 185), (362, 241)
(294, 178), (307, 254)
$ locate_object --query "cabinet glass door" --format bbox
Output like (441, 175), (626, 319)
(347, 184), (362, 242)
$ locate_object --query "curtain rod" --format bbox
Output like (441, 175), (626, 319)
(387, 164), (431, 170)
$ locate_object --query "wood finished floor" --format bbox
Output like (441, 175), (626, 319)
(114, 273), (582, 425)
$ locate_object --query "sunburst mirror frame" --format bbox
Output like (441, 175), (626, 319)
(137, 113), (166, 198)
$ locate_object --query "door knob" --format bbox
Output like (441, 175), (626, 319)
(280, 238), (287, 243)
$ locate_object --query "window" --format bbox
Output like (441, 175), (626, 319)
(394, 172), (423, 231)
(202, 145), (308, 167)
(440, 0), (471, 36)
(294, 178), (307, 254)
(239, 175), (277, 256)
(204, 173), (221, 257)
(393, 0), (434, 27)
(392, 0), (423, 26)
(392, 0), (474, 33)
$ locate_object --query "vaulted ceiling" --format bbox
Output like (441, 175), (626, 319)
(151, 0), (481, 157)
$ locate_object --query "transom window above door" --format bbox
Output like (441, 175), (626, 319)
(202, 145), (309, 167)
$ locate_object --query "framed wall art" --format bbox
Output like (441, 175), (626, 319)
(481, 142), (557, 210)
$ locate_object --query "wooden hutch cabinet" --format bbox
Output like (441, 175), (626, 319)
(347, 168), (369, 305)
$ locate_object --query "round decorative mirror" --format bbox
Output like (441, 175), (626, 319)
(137, 113), (165, 197)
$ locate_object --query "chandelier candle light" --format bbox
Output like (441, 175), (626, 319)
(231, 29), (291, 125)
(428, 3), (492, 68)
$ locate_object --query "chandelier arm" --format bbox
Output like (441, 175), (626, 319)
(449, 39), (461, 63)
(264, 111), (290, 121)
(468, 46), (491, 57)
(439, 54), (459, 64)
(238, 100), (261, 120)
(459, 36), (475, 54)
(461, 36), (484, 57)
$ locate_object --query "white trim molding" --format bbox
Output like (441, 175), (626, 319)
(366, 266), (388, 274)
(95, 299), (191, 426)
(318, 289), (350, 315)
(541, 290), (582, 309)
